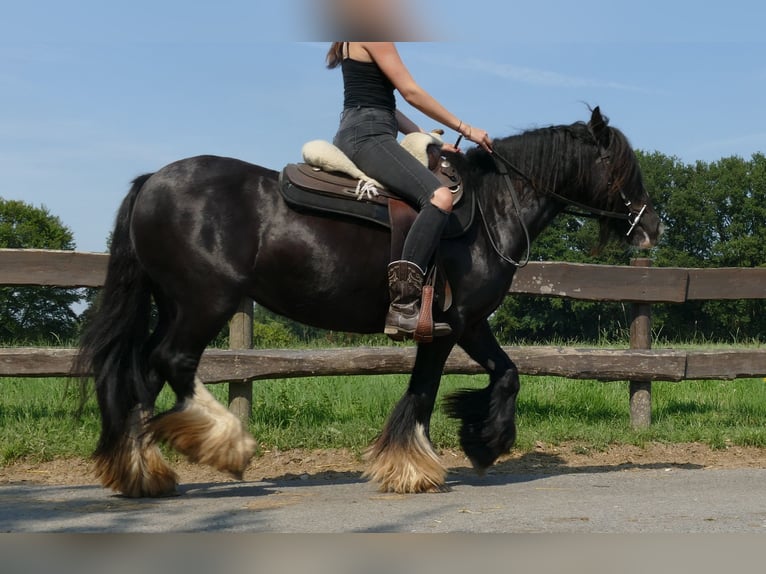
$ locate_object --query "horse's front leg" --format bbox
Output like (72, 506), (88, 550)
(364, 338), (455, 493)
(444, 319), (520, 473)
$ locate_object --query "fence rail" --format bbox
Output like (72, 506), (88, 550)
(3, 346), (766, 383)
(3, 248), (766, 301)
(2, 248), (765, 427)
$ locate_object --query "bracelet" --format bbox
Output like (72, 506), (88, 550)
(456, 120), (463, 134)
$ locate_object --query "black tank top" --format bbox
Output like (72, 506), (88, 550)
(341, 55), (396, 111)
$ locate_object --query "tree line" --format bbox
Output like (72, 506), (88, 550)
(2, 151), (764, 346)
(491, 151), (766, 344)
(0, 200), (81, 343)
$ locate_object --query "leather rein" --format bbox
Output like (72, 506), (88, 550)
(477, 139), (648, 268)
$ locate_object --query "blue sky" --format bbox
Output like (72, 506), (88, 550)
(2, 1), (764, 252)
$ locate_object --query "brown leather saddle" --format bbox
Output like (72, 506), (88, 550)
(278, 152), (474, 262)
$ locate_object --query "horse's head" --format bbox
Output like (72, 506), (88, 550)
(587, 107), (663, 249)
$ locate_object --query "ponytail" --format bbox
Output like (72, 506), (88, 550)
(326, 42), (344, 69)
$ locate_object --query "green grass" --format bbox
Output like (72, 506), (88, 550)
(2, 374), (766, 465)
(516, 376), (766, 450)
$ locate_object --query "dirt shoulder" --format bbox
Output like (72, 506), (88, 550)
(2, 442), (765, 487)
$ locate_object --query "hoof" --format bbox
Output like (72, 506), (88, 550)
(94, 442), (178, 498)
(148, 406), (256, 477)
(444, 387), (516, 474)
(363, 423), (448, 494)
(148, 379), (256, 477)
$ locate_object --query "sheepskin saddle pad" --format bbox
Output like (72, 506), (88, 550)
(278, 132), (474, 238)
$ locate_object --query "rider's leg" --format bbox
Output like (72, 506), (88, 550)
(385, 187), (453, 340)
(334, 109), (454, 341)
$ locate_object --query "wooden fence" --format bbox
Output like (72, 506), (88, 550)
(2, 248), (766, 427)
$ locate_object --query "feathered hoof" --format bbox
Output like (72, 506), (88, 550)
(94, 442), (178, 498)
(148, 403), (256, 478)
(363, 424), (448, 494)
(444, 387), (515, 474)
(464, 444), (501, 476)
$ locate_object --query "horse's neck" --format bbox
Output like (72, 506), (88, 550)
(465, 132), (588, 268)
(494, 137), (583, 239)
(520, 191), (564, 240)
(492, 147), (570, 231)
(474, 171), (565, 271)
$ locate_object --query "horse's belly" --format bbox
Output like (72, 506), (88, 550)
(249, 225), (391, 334)
(251, 277), (388, 334)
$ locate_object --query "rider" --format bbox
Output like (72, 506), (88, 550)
(327, 42), (493, 341)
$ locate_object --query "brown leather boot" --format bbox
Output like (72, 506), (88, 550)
(384, 260), (451, 342)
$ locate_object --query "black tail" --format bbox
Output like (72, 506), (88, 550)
(74, 174), (155, 458)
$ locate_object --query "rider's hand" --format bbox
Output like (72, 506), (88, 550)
(464, 126), (493, 153)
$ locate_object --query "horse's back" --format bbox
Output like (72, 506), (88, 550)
(129, 155), (279, 285)
(127, 153), (391, 331)
(147, 154), (277, 189)
(133, 154), (278, 221)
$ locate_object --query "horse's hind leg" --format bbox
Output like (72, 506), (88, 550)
(444, 319), (520, 472)
(97, 404), (179, 498)
(94, 302), (178, 498)
(147, 299), (256, 478)
(364, 339), (455, 493)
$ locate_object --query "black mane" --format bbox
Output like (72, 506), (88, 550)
(455, 119), (643, 213)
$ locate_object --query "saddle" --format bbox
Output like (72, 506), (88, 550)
(278, 134), (475, 321)
(278, 133), (475, 262)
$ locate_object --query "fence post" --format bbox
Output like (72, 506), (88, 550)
(629, 258), (652, 428)
(228, 298), (253, 423)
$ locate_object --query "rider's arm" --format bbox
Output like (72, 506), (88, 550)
(362, 42), (492, 152)
(395, 109), (422, 135)
(364, 42), (460, 131)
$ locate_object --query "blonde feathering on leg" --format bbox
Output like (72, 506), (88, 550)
(148, 378), (256, 478)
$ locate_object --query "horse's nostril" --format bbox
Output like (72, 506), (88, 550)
(631, 228), (656, 250)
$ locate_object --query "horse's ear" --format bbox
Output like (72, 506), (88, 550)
(590, 106), (610, 147)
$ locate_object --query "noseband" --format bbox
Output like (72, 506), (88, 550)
(593, 143), (648, 237)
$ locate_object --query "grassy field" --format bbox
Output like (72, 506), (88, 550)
(2, 372), (766, 465)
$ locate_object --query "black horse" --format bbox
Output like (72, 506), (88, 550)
(76, 107), (661, 497)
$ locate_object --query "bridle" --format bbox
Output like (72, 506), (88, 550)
(477, 135), (648, 267)
(493, 144), (647, 233)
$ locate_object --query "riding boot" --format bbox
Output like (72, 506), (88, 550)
(384, 260), (452, 341)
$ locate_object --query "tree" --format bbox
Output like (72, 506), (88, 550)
(0, 199), (82, 344)
(646, 153), (766, 341)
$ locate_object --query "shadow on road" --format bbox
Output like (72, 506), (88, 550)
(194, 450), (707, 493)
(444, 450), (705, 488)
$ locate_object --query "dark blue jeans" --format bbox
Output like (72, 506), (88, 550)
(333, 106), (449, 272)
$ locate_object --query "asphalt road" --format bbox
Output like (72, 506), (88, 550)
(2, 466), (765, 533)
